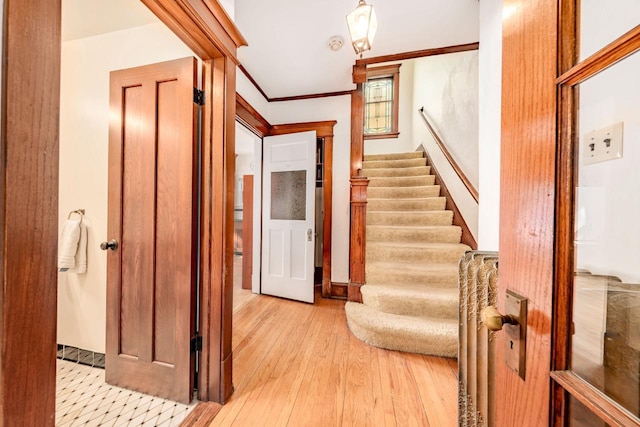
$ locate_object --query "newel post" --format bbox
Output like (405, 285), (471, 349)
(349, 175), (369, 302)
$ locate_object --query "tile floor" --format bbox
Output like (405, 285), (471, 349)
(56, 360), (196, 426)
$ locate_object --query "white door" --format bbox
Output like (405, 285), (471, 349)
(261, 131), (316, 303)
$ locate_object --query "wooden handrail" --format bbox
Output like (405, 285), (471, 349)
(418, 107), (479, 203)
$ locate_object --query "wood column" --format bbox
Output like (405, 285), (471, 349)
(350, 64), (366, 178)
(348, 176), (369, 302)
(0, 0), (61, 425)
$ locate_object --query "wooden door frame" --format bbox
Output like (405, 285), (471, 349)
(140, 1), (250, 404)
(268, 121), (338, 298)
(0, 3), (247, 424)
(235, 96), (340, 298)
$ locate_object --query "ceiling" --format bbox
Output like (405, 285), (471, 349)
(62, 0), (479, 99)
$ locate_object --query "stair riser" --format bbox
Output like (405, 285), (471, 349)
(363, 158), (426, 169)
(361, 291), (458, 319)
(363, 166), (431, 177)
(364, 152), (424, 161)
(367, 245), (467, 264)
(367, 227), (462, 243)
(369, 175), (435, 187)
(368, 198), (446, 211)
(367, 211), (454, 226)
(366, 269), (459, 287)
(367, 186), (440, 199)
(345, 303), (458, 357)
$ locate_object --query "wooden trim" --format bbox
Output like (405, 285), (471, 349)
(418, 107), (479, 203)
(552, 2), (578, 424)
(269, 90), (353, 102)
(355, 42), (479, 66)
(364, 64), (400, 137)
(349, 176), (369, 302)
(363, 132), (400, 140)
(180, 402), (222, 426)
(330, 282), (348, 299)
(350, 86), (365, 177)
(0, 0), (61, 424)
(267, 121), (336, 298)
(242, 175), (254, 290)
(237, 64), (270, 101)
(140, 0), (247, 63)
(235, 93), (271, 137)
(551, 371), (640, 427)
(557, 25), (640, 86)
(417, 146), (477, 250)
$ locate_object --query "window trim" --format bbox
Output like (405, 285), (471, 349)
(364, 64), (401, 139)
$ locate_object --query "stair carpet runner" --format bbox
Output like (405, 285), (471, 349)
(345, 151), (469, 357)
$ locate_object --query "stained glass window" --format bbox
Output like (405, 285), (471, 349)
(363, 64), (400, 138)
(364, 77), (393, 134)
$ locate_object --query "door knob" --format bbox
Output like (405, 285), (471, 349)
(481, 306), (519, 331)
(100, 239), (119, 251)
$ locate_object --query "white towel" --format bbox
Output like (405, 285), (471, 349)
(75, 222), (87, 274)
(58, 219), (81, 270)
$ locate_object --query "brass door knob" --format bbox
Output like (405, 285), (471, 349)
(481, 306), (519, 331)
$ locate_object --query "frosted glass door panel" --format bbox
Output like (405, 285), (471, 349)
(270, 170), (307, 221)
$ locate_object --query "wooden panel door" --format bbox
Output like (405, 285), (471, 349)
(106, 57), (198, 404)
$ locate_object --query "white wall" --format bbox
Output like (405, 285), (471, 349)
(579, 1), (640, 60)
(477, 0), (502, 251)
(576, 51), (640, 283)
(364, 60), (415, 155)
(267, 96), (352, 284)
(58, 22), (197, 353)
(411, 50), (480, 240)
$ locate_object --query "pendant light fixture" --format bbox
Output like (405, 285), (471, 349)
(346, 0), (378, 57)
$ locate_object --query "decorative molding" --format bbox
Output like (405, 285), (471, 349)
(238, 64), (353, 103)
(238, 64), (270, 101)
(355, 42), (479, 66)
(269, 90), (353, 102)
(236, 93), (271, 137)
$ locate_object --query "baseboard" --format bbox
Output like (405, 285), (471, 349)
(348, 282), (363, 303)
(330, 282), (348, 299)
(57, 344), (105, 369)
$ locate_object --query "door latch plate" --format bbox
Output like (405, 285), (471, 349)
(504, 290), (527, 380)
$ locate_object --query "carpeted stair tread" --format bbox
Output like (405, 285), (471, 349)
(367, 185), (441, 199)
(368, 175), (436, 187)
(366, 261), (460, 287)
(364, 152), (424, 161)
(367, 210), (454, 226)
(367, 225), (462, 243)
(368, 197), (446, 211)
(345, 302), (457, 357)
(363, 166), (431, 177)
(363, 158), (426, 169)
(367, 241), (470, 264)
(361, 284), (458, 318)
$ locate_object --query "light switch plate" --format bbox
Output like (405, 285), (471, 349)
(503, 290), (527, 380)
(583, 122), (624, 165)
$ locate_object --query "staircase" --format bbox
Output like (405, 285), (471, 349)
(345, 151), (470, 357)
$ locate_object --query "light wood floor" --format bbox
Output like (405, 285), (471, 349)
(209, 289), (459, 426)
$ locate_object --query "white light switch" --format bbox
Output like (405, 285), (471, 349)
(583, 122), (624, 165)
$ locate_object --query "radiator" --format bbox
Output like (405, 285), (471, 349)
(459, 251), (499, 427)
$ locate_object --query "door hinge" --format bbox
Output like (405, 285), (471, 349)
(193, 88), (205, 106)
(190, 335), (203, 353)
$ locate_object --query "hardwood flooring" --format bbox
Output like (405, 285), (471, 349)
(208, 291), (459, 426)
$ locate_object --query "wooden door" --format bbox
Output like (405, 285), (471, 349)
(105, 57), (198, 404)
(261, 131), (316, 303)
(499, 1), (640, 426)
